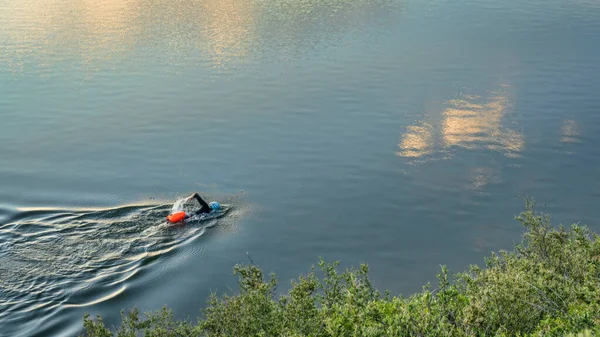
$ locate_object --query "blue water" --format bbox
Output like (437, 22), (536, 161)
(1, 0), (600, 335)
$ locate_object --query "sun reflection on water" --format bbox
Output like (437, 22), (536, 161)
(0, 0), (141, 71)
(0, 0), (400, 73)
(396, 123), (434, 158)
(561, 120), (580, 143)
(398, 86), (524, 160)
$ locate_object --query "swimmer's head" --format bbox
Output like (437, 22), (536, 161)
(209, 201), (221, 210)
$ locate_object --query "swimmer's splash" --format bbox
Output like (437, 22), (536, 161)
(167, 193), (224, 223)
(0, 195), (242, 337)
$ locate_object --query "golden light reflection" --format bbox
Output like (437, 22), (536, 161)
(469, 167), (501, 192)
(78, 0), (141, 51)
(396, 123), (434, 158)
(561, 120), (580, 143)
(0, 0), (399, 72)
(442, 93), (524, 157)
(200, 0), (254, 69)
(0, 0), (141, 71)
(397, 87), (524, 159)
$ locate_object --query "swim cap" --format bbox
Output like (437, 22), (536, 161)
(209, 201), (221, 210)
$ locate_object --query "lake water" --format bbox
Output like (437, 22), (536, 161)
(1, 0), (600, 335)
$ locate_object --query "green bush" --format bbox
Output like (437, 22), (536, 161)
(81, 202), (600, 337)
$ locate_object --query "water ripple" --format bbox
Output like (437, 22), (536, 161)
(0, 202), (232, 332)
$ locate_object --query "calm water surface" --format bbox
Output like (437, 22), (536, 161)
(1, 0), (600, 335)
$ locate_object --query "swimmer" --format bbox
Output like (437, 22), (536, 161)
(167, 193), (221, 223)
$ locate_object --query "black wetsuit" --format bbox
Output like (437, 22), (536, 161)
(190, 193), (211, 216)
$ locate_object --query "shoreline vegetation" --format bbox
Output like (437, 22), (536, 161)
(81, 202), (600, 337)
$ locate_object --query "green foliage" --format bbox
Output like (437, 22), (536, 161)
(81, 307), (197, 337)
(81, 202), (600, 337)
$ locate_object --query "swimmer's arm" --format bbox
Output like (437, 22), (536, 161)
(190, 193), (211, 212)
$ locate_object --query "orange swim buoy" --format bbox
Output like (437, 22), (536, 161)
(167, 211), (187, 223)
